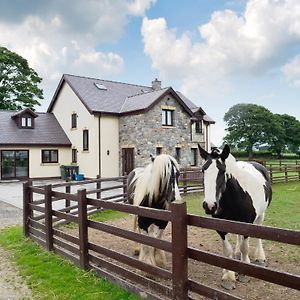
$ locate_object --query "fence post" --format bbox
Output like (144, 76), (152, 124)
(269, 167), (273, 184)
(183, 168), (187, 194)
(78, 189), (89, 269)
(23, 180), (32, 237)
(44, 184), (53, 251)
(285, 165), (288, 182)
(170, 201), (188, 300)
(123, 173), (127, 202)
(65, 178), (71, 213)
(96, 175), (101, 199)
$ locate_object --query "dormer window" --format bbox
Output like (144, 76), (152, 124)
(11, 108), (38, 129)
(21, 117), (33, 128)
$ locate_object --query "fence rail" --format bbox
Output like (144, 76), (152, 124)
(23, 174), (300, 300)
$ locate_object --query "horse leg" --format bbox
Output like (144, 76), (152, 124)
(139, 228), (156, 266)
(237, 236), (251, 283)
(132, 215), (141, 256)
(254, 213), (267, 266)
(234, 235), (242, 260)
(152, 225), (167, 268)
(220, 233), (236, 290)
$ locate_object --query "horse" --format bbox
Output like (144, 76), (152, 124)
(198, 144), (272, 290)
(127, 154), (181, 267)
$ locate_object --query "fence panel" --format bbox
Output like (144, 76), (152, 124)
(24, 178), (300, 300)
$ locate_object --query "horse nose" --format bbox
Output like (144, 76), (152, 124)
(203, 201), (217, 214)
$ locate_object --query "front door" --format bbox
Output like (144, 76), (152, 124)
(1, 150), (29, 179)
(122, 148), (134, 175)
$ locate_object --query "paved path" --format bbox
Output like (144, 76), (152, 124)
(0, 201), (33, 300)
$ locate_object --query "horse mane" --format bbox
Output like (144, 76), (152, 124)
(133, 154), (179, 207)
(224, 153), (268, 189)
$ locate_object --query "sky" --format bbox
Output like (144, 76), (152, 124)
(1, 0), (300, 146)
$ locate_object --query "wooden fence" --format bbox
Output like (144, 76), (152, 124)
(23, 175), (300, 300)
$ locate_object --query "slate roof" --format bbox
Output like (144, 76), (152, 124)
(0, 110), (71, 146)
(48, 74), (215, 123)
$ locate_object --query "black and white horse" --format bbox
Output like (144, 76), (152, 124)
(127, 154), (181, 267)
(198, 144), (272, 290)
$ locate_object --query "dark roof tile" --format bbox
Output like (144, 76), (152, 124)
(0, 110), (71, 146)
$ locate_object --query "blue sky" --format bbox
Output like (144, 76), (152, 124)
(1, 0), (300, 146)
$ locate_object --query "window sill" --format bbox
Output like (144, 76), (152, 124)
(70, 128), (77, 131)
(162, 125), (175, 129)
(40, 163), (60, 166)
(82, 150), (89, 153)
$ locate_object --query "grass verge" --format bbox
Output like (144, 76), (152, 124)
(0, 226), (139, 300)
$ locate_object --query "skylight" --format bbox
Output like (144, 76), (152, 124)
(94, 82), (107, 90)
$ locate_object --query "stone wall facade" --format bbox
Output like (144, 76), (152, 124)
(119, 94), (207, 172)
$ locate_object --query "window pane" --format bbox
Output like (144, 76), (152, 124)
(166, 111), (170, 125)
(83, 130), (89, 151)
(42, 150), (50, 163)
(27, 118), (32, 127)
(71, 113), (77, 128)
(72, 149), (77, 163)
(162, 110), (166, 125)
(21, 117), (26, 127)
(51, 150), (58, 162)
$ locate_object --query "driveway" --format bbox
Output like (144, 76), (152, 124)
(0, 179), (124, 211)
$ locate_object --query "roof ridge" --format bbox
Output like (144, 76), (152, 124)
(64, 73), (153, 89)
(127, 87), (170, 99)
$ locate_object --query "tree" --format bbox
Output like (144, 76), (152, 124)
(223, 103), (277, 158)
(0, 46), (43, 110)
(273, 114), (300, 154)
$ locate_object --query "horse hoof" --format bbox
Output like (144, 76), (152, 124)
(238, 274), (250, 283)
(221, 280), (236, 290)
(253, 259), (267, 267)
(235, 253), (241, 260)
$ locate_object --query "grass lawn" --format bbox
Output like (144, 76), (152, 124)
(0, 225), (139, 300)
(183, 181), (300, 230)
(0, 182), (299, 299)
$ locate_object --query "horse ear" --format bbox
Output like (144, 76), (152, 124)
(198, 144), (209, 160)
(221, 144), (230, 161)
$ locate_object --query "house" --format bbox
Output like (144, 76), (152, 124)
(0, 108), (71, 180)
(47, 74), (215, 178)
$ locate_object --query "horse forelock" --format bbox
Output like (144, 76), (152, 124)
(133, 154), (179, 207)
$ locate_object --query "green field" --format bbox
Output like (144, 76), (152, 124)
(0, 182), (299, 299)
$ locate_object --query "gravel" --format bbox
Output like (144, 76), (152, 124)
(0, 201), (33, 300)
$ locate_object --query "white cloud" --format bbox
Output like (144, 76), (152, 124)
(282, 55), (300, 87)
(0, 0), (155, 108)
(141, 0), (300, 96)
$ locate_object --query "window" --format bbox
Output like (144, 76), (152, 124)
(175, 147), (181, 163)
(72, 149), (77, 163)
(71, 113), (77, 129)
(42, 150), (58, 163)
(195, 121), (202, 134)
(156, 147), (162, 155)
(162, 109), (174, 126)
(191, 148), (197, 166)
(21, 117), (33, 128)
(83, 130), (89, 151)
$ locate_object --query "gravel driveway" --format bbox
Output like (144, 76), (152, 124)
(0, 201), (33, 300)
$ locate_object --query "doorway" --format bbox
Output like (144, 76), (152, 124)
(1, 150), (29, 179)
(122, 148), (134, 175)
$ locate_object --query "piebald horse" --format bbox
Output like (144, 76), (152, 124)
(198, 144), (272, 290)
(127, 154), (181, 267)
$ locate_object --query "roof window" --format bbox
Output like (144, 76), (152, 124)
(94, 82), (107, 90)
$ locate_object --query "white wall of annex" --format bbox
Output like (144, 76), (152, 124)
(51, 82), (99, 178)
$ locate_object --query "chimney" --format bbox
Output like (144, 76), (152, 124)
(151, 78), (161, 90)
